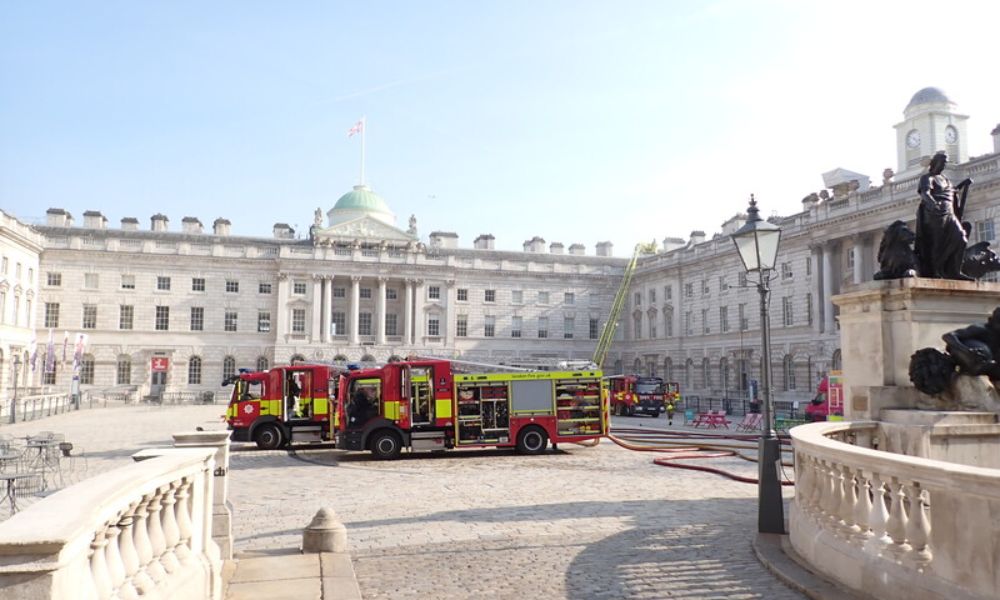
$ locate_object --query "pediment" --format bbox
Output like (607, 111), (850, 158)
(312, 216), (416, 244)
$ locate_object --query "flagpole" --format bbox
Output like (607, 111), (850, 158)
(360, 115), (367, 186)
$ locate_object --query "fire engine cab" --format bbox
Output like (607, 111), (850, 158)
(603, 374), (677, 417)
(224, 364), (339, 450)
(336, 359), (607, 459)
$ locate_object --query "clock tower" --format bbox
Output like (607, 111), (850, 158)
(893, 87), (969, 178)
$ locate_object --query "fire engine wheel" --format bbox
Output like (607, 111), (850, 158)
(516, 426), (548, 455)
(254, 423), (283, 451)
(370, 431), (402, 460)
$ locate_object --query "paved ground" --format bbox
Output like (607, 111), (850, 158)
(0, 407), (804, 599)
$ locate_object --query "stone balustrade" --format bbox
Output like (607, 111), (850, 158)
(0, 448), (221, 599)
(791, 420), (1000, 600)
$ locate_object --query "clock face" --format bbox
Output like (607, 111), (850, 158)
(906, 129), (921, 149)
(945, 126), (958, 144)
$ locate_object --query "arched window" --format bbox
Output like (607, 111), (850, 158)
(633, 358), (642, 373)
(188, 356), (202, 385)
(685, 358), (693, 388)
(333, 354), (348, 363)
(80, 354), (96, 385)
(290, 354), (306, 365)
(664, 357), (672, 382)
(360, 354), (376, 363)
(116, 355), (132, 385)
(256, 356), (269, 371)
(783, 355), (795, 391)
(702, 357), (710, 389)
(223, 356), (236, 380)
(613, 359), (623, 375)
(832, 349), (842, 371)
(388, 355), (403, 363)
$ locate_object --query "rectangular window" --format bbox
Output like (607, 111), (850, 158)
(634, 292), (641, 306)
(977, 219), (996, 242)
(720, 306), (729, 333)
(456, 315), (468, 337)
(258, 311), (271, 333)
(294, 281), (307, 295)
(564, 292), (575, 305)
(80, 359), (94, 385)
(292, 309), (306, 333)
(806, 293), (814, 326)
(484, 315), (495, 337)
(192, 278), (206, 292)
(563, 316), (574, 339)
(685, 311), (692, 336)
(84, 273), (99, 289)
(259, 282), (272, 294)
(155, 306), (170, 331)
(738, 272), (747, 287)
(701, 279), (710, 295)
(0, 291), (6, 324)
(684, 283), (693, 298)
(537, 291), (549, 304)
(116, 358), (131, 385)
(428, 286), (441, 300)
(649, 289), (656, 304)
(225, 280), (239, 293)
(331, 312), (346, 336)
(119, 305), (134, 330)
(701, 308), (710, 334)
(43, 369), (56, 386)
(589, 318), (599, 340)
(665, 285), (672, 300)
(385, 313), (397, 335)
(634, 315), (642, 340)
(511, 316), (522, 338)
(188, 359), (201, 385)
(457, 288), (468, 302)
(484, 289), (496, 303)
(190, 307), (204, 331)
(225, 310), (238, 332)
(157, 276), (171, 291)
(665, 309), (674, 337)
(511, 290), (523, 304)
(82, 304), (97, 329)
(781, 262), (794, 280)
(427, 316), (440, 336)
(782, 297), (794, 326)
(360, 287), (372, 299)
(45, 302), (60, 328)
(719, 276), (729, 292)
(649, 315), (657, 339)
(537, 316), (548, 338)
(805, 257), (812, 276)
(333, 287), (346, 298)
(739, 303), (748, 331)
(47, 272), (62, 286)
(359, 312), (372, 336)
(386, 288), (397, 300)
(121, 274), (135, 290)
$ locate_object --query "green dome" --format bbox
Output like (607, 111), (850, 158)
(333, 185), (391, 214)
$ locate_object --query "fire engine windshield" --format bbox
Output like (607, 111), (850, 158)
(237, 380), (262, 400)
(635, 378), (664, 394)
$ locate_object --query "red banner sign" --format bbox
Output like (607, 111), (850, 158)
(151, 357), (170, 372)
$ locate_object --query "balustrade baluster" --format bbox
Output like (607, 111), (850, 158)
(904, 484), (933, 565)
(886, 479), (910, 555)
(131, 493), (158, 592)
(826, 461), (843, 529)
(117, 504), (142, 600)
(868, 473), (891, 548)
(795, 454), (813, 511)
(159, 483), (182, 572)
(174, 477), (195, 563)
(854, 470), (873, 540)
(103, 518), (129, 599)
(90, 530), (113, 600)
(841, 465), (862, 536)
(145, 491), (169, 582)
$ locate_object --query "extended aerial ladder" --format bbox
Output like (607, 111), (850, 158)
(591, 244), (642, 368)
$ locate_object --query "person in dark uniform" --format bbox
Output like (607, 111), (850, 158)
(286, 378), (301, 418)
(349, 387), (373, 426)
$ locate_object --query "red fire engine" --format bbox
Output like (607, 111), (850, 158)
(603, 375), (679, 417)
(334, 359), (608, 459)
(224, 364), (339, 450)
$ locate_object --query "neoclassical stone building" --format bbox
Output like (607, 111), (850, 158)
(612, 87), (1000, 403)
(2, 87), (999, 405)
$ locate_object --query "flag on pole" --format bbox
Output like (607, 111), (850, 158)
(348, 119), (364, 138)
(45, 329), (56, 374)
(28, 334), (37, 371)
(73, 333), (87, 372)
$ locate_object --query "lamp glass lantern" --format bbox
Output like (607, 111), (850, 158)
(732, 198), (782, 274)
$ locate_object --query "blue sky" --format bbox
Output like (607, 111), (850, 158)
(3, 1), (1000, 254)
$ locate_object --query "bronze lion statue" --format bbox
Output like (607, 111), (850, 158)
(873, 220), (918, 280)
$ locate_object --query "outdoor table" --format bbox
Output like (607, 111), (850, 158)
(0, 473), (39, 513)
(25, 439), (61, 490)
(0, 453), (20, 472)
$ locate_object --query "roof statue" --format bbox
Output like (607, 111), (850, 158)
(407, 214), (417, 236)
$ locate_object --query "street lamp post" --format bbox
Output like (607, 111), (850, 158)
(731, 194), (785, 534)
(10, 354), (20, 424)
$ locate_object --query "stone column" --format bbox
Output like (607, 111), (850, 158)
(853, 236), (864, 285)
(822, 243), (835, 334)
(404, 280), (414, 346)
(321, 276), (332, 343)
(350, 276), (361, 345)
(276, 274), (289, 341)
(171, 431), (233, 560)
(810, 245), (822, 333)
(377, 277), (387, 346)
(413, 280), (425, 345)
(311, 275), (323, 343)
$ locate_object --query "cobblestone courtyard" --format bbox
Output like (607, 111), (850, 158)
(0, 406), (802, 599)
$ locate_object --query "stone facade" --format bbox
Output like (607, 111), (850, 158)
(0, 210), (43, 398)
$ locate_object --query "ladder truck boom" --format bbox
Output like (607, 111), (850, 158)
(592, 244), (641, 368)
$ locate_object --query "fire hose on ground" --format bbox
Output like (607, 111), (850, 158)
(607, 426), (796, 486)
